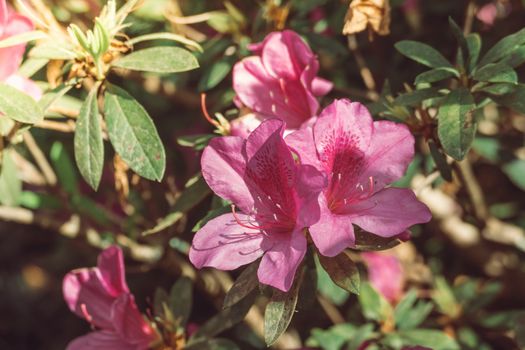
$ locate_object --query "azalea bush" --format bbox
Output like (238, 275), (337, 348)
(1, 0), (525, 349)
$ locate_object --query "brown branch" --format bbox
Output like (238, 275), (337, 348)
(455, 159), (489, 222)
(23, 131), (57, 186)
(346, 35), (380, 101)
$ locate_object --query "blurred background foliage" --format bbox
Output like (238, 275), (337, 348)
(1, 0), (525, 349)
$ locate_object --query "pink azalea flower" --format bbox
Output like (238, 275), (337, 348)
(63, 246), (158, 350)
(189, 119), (327, 292)
(362, 252), (404, 302)
(232, 30), (332, 132)
(286, 99), (432, 257)
(0, 0), (41, 100)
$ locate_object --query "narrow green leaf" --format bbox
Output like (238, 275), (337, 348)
(399, 329), (460, 350)
(104, 84), (165, 181)
(38, 85), (74, 113)
(477, 83), (517, 96)
(466, 33), (482, 73)
(0, 83), (43, 124)
(0, 30), (47, 49)
(127, 32), (203, 52)
(318, 251), (360, 295)
(112, 47), (199, 73)
(479, 27), (525, 67)
(437, 88), (476, 160)
(395, 40), (453, 69)
(74, 87), (104, 190)
(353, 228), (401, 251)
(503, 159), (525, 191)
(428, 140), (452, 181)
(143, 175), (211, 235)
(394, 88), (442, 107)
(264, 268), (303, 346)
(358, 282), (392, 322)
(492, 84), (525, 114)
(415, 68), (458, 85)
(198, 58), (233, 91)
(29, 41), (78, 60)
(449, 17), (468, 69)
(223, 262), (260, 309)
(500, 45), (525, 68)
(0, 150), (22, 206)
(169, 276), (193, 327)
(394, 289), (418, 326)
(50, 142), (78, 194)
(473, 62), (518, 84)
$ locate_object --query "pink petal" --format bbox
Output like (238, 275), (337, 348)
(97, 246), (130, 297)
(362, 252), (404, 302)
(309, 193), (355, 257)
(311, 77), (333, 97)
(111, 294), (157, 347)
(257, 227), (307, 291)
(189, 213), (265, 270)
(358, 120), (415, 192)
(285, 126), (319, 167)
(5, 74), (42, 100)
(232, 57), (312, 127)
(295, 164), (327, 227)
(201, 135), (253, 213)
(0, 0), (7, 34)
(63, 268), (117, 330)
(66, 331), (136, 350)
(244, 119), (298, 219)
(347, 187), (432, 237)
(261, 30), (314, 81)
(229, 113), (264, 138)
(0, 13), (33, 80)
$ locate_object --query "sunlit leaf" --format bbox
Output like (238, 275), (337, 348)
(112, 46), (199, 73)
(0, 83), (43, 124)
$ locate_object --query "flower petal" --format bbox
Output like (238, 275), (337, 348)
(97, 246), (130, 297)
(0, 13), (33, 80)
(201, 135), (253, 213)
(5, 74), (42, 100)
(112, 294), (157, 347)
(359, 120), (414, 191)
(362, 252), (404, 302)
(66, 331), (134, 350)
(309, 193), (355, 257)
(261, 30), (314, 81)
(347, 187), (432, 237)
(229, 112), (264, 138)
(0, 0), (7, 34)
(311, 77), (334, 97)
(257, 228), (307, 291)
(63, 268), (116, 329)
(285, 126), (319, 167)
(295, 164), (327, 227)
(189, 213), (264, 270)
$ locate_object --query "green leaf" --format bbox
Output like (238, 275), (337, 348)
(0, 150), (22, 206)
(500, 45), (525, 68)
(353, 228), (401, 251)
(477, 83), (517, 96)
(308, 324), (357, 350)
(318, 251), (360, 295)
(224, 262), (260, 309)
(449, 17), (468, 69)
(479, 27), (525, 67)
(315, 254), (349, 306)
(394, 87), (442, 107)
(0, 30), (47, 49)
(399, 329), (460, 350)
(415, 68), (458, 85)
(493, 84), (525, 114)
(169, 276), (193, 327)
(432, 276), (460, 318)
(127, 32), (203, 52)
(38, 85), (74, 113)
(503, 159), (525, 191)
(198, 58), (233, 91)
(74, 86), (104, 190)
(437, 88), (476, 160)
(358, 282), (392, 322)
(50, 142), (78, 194)
(153, 287), (169, 319)
(177, 134), (214, 151)
(395, 290), (433, 330)
(104, 84), (165, 181)
(473, 63), (518, 84)
(264, 268), (303, 346)
(347, 324), (377, 350)
(143, 175), (211, 235)
(466, 33), (482, 72)
(0, 83), (43, 124)
(112, 47), (199, 73)
(29, 41), (78, 60)
(395, 40), (453, 69)
(428, 140), (452, 181)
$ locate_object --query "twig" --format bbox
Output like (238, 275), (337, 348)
(463, 0), (477, 35)
(346, 35), (380, 101)
(455, 159), (489, 222)
(317, 295), (346, 324)
(23, 131), (57, 186)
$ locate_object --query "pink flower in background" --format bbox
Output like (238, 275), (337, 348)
(286, 99), (431, 257)
(476, 1), (511, 27)
(362, 252), (404, 302)
(0, 0), (41, 100)
(63, 246), (158, 350)
(232, 30), (332, 133)
(189, 119), (326, 292)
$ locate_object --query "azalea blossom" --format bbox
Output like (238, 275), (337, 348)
(189, 119), (327, 292)
(286, 99), (431, 257)
(0, 0), (41, 99)
(63, 246), (158, 350)
(231, 30), (332, 134)
(362, 252), (404, 302)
